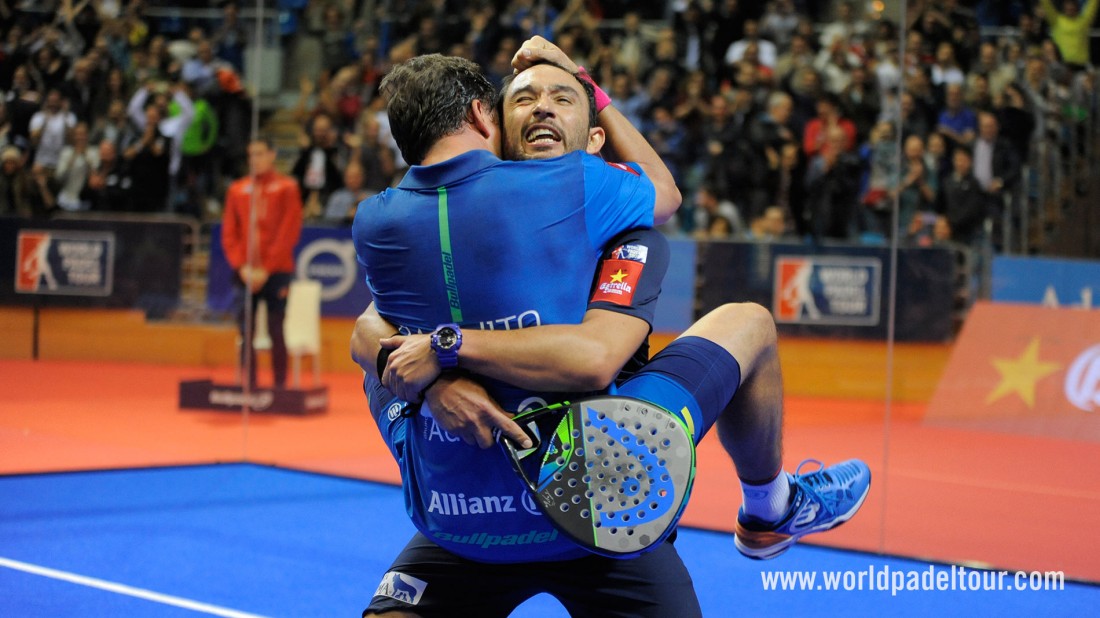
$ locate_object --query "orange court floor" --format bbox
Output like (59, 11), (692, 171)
(2, 356), (1098, 584)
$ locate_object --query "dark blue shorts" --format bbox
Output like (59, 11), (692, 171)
(363, 531), (701, 617)
(615, 335), (741, 445)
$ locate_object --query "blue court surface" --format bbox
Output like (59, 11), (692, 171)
(1, 464), (1095, 617)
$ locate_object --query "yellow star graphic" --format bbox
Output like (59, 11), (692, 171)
(609, 269), (628, 283)
(985, 337), (1061, 408)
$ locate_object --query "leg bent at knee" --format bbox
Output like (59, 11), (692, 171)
(682, 303), (777, 373)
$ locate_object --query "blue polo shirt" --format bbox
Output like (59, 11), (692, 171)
(352, 149), (656, 562)
(937, 106), (977, 138)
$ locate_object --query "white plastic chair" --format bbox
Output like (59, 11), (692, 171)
(284, 278), (323, 387)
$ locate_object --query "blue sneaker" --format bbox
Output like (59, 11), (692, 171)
(734, 459), (871, 560)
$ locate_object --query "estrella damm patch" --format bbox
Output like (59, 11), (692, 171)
(590, 259), (643, 306)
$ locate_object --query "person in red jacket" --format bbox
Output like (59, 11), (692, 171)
(221, 137), (303, 389)
(801, 91), (856, 159)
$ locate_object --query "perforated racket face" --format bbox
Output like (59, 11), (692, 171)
(529, 396), (696, 557)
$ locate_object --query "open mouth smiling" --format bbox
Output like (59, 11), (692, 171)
(525, 124), (562, 145)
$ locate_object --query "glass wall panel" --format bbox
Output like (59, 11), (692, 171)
(7, 1), (1096, 611)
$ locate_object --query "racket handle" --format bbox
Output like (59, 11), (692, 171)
(498, 417), (541, 453)
(500, 400), (572, 451)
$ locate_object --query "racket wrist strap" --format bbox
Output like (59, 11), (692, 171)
(576, 66), (611, 113)
(375, 332), (401, 381)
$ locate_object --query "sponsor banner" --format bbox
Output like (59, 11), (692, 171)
(15, 230), (114, 296)
(0, 218), (184, 314)
(696, 242), (955, 341)
(992, 255), (1097, 309)
(925, 302), (1100, 441)
(207, 224), (372, 317)
(773, 255), (881, 326)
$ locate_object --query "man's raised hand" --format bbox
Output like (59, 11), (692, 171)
(511, 36), (578, 75)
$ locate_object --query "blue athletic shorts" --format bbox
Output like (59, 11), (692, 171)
(614, 335), (741, 445)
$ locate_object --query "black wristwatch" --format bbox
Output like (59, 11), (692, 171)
(430, 323), (462, 369)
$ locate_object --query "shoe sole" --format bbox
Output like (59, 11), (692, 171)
(734, 478), (871, 560)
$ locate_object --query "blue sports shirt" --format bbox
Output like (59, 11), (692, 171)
(352, 149), (656, 563)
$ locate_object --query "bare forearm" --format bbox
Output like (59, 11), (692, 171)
(462, 328), (618, 391)
(351, 303), (397, 375)
(460, 312), (649, 392)
(598, 105), (681, 225)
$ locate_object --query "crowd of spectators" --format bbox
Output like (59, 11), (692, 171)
(0, 0), (253, 219)
(1, 0), (1097, 256)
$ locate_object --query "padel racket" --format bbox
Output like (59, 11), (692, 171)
(499, 395), (696, 558)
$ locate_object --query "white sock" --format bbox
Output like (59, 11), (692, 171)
(740, 472), (792, 523)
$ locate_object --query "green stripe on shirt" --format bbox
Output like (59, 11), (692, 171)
(437, 186), (463, 322)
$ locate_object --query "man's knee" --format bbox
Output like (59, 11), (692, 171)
(710, 302), (777, 343)
(676, 303), (778, 376)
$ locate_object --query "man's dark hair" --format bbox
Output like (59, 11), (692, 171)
(250, 134), (277, 151)
(497, 61), (598, 131)
(379, 54), (497, 165)
(817, 91), (842, 109)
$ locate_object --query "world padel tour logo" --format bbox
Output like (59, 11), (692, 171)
(15, 230), (114, 296)
(773, 256), (881, 325)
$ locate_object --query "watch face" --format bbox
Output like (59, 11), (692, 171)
(437, 328), (457, 349)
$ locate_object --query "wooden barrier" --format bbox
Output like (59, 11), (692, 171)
(0, 307), (34, 359)
(650, 333), (950, 403)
